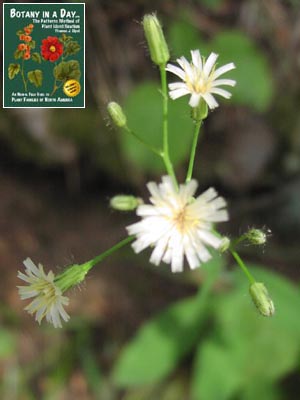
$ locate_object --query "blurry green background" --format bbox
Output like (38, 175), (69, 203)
(1, 0), (300, 399)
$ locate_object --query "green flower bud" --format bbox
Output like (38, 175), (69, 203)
(219, 237), (230, 252)
(107, 102), (127, 128)
(249, 282), (275, 317)
(110, 195), (143, 211)
(142, 14), (170, 66)
(55, 262), (91, 292)
(245, 228), (269, 245)
(191, 99), (208, 121)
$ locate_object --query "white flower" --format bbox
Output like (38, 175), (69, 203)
(127, 176), (228, 272)
(17, 258), (70, 328)
(166, 50), (236, 109)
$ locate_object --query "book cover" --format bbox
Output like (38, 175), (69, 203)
(3, 2), (85, 108)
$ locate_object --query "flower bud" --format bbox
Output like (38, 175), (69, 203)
(110, 195), (143, 211)
(107, 102), (127, 128)
(249, 282), (275, 317)
(219, 237), (230, 252)
(142, 14), (170, 66)
(245, 228), (268, 245)
(191, 99), (208, 121)
(55, 262), (91, 292)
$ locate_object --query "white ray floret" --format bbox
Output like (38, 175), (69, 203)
(166, 49), (236, 109)
(127, 176), (228, 272)
(17, 258), (70, 328)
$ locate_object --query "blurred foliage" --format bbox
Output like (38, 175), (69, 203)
(113, 255), (222, 387)
(112, 263), (300, 400)
(121, 82), (193, 173)
(198, 0), (223, 10)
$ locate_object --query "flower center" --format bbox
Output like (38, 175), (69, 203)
(49, 45), (56, 53)
(172, 205), (198, 234)
(185, 66), (213, 94)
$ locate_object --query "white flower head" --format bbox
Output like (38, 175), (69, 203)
(17, 258), (70, 328)
(127, 176), (228, 272)
(166, 50), (236, 109)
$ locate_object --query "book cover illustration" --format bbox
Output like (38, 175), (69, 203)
(3, 3), (85, 108)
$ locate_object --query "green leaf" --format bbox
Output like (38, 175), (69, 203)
(121, 82), (193, 173)
(167, 20), (207, 59)
(60, 33), (73, 42)
(53, 60), (81, 81)
(241, 381), (281, 400)
(113, 295), (209, 387)
(28, 40), (36, 50)
(16, 30), (23, 36)
(192, 266), (300, 399)
(64, 41), (81, 57)
(31, 52), (42, 63)
(14, 49), (23, 59)
(191, 341), (243, 400)
(113, 256), (223, 387)
(211, 31), (274, 112)
(27, 70), (43, 87)
(8, 63), (20, 79)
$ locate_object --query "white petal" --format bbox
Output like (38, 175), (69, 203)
(203, 52), (218, 77)
(149, 234), (169, 266)
(189, 93), (201, 107)
(147, 182), (161, 200)
(136, 204), (159, 217)
(168, 82), (188, 90)
(179, 179), (198, 203)
(131, 237), (152, 253)
(162, 247), (172, 264)
(195, 241), (212, 262)
(169, 88), (190, 100)
(23, 258), (40, 276)
(202, 93), (219, 109)
(212, 62), (235, 80)
(212, 79), (236, 87)
(197, 230), (222, 248)
(184, 237), (201, 269)
(177, 56), (193, 77)
(196, 187), (217, 203)
(205, 210), (229, 222)
(210, 87), (232, 99)
(170, 234), (184, 273)
(191, 49), (202, 70)
(166, 63), (186, 80)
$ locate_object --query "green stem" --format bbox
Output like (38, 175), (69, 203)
(21, 59), (27, 92)
(51, 81), (64, 96)
(124, 126), (163, 157)
(159, 65), (178, 188)
(87, 236), (135, 269)
(230, 249), (255, 284)
(186, 120), (202, 182)
(56, 236), (135, 292)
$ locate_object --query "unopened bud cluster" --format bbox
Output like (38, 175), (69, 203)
(244, 228), (268, 246)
